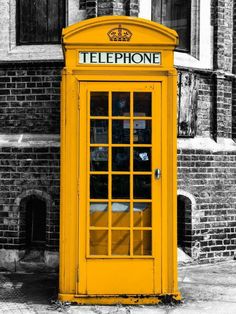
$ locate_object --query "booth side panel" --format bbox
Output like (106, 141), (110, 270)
(59, 72), (66, 294)
(59, 72), (78, 296)
(168, 70), (180, 298)
(161, 77), (168, 295)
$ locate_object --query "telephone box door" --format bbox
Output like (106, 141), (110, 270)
(78, 82), (162, 295)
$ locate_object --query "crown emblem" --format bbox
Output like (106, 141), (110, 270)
(107, 24), (132, 42)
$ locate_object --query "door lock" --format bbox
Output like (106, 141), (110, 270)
(155, 168), (161, 180)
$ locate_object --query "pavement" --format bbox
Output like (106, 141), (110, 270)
(0, 260), (236, 314)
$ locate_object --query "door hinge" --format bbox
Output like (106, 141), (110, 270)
(78, 96), (80, 110)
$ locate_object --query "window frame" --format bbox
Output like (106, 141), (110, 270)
(152, 0), (192, 54)
(16, 0), (66, 46)
(139, 0), (213, 70)
(0, 0), (87, 61)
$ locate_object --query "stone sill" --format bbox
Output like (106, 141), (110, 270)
(0, 134), (235, 152)
(178, 137), (236, 152)
(0, 134), (60, 147)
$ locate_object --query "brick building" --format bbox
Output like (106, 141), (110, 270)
(0, 0), (235, 270)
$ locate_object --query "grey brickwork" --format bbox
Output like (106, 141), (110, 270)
(0, 62), (62, 134)
(0, 144), (60, 251)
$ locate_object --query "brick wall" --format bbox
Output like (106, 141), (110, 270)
(232, 0), (236, 138)
(0, 0), (235, 267)
(197, 74), (215, 138)
(213, 0), (233, 72)
(233, 79), (236, 138)
(0, 145), (60, 251)
(178, 148), (236, 263)
(0, 62), (63, 134)
(177, 70), (232, 139)
(86, 0), (139, 18)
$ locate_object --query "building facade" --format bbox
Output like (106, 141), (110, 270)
(0, 0), (235, 270)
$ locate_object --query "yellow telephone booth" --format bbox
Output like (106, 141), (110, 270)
(59, 16), (180, 304)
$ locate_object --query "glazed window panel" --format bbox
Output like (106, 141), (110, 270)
(133, 203), (152, 227)
(90, 147), (108, 171)
(90, 203), (108, 227)
(112, 175), (130, 199)
(133, 230), (152, 256)
(112, 230), (130, 256)
(90, 230), (108, 255)
(112, 120), (130, 144)
(133, 147), (151, 172)
(88, 88), (155, 257)
(112, 92), (130, 116)
(90, 92), (109, 116)
(90, 175), (108, 199)
(90, 120), (108, 144)
(112, 203), (130, 227)
(112, 147), (130, 171)
(134, 92), (152, 117)
(133, 120), (151, 144)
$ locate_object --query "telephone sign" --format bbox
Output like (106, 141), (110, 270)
(79, 51), (161, 65)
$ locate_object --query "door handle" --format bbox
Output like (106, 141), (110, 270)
(155, 168), (161, 180)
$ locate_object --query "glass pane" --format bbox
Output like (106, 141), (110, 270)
(112, 202), (130, 227)
(134, 92), (152, 117)
(90, 92), (108, 116)
(112, 147), (130, 171)
(90, 147), (108, 171)
(90, 175), (108, 199)
(112, 230), (130, 255)
(90, 230), (108, 255)
(133, 203), (152, 227)
(90, 120), (108, 144)
(112, 92), (130, 116)
(134, 175), (151, 199)
(90, 203), (108, 227)
(133, 147), (151, 171)
(133, 230), (152, 256)
(112, 120), (130, 144)
(133, 120), (151, 144)
(112, 175), (130, 199)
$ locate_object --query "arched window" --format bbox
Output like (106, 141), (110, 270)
(20, 195), (47, 250)
(177, 194), (193, 254)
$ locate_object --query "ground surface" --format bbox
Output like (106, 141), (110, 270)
(0, 260), (236, 313)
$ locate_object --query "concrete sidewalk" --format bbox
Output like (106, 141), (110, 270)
(0, 260), (236, 313)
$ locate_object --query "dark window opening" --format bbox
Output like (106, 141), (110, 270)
(177, 72), (198, 138)
(25, 196), (47, 250)
(17, 0), (65, 45)
(79, 0), (86, 10)
(152, 0), (191, 52)
(177, 195), (192, 254)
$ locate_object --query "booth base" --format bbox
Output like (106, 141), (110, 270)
(58, 293), (182, 305)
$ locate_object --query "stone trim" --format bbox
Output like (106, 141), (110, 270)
(14, 189), (52, 211)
